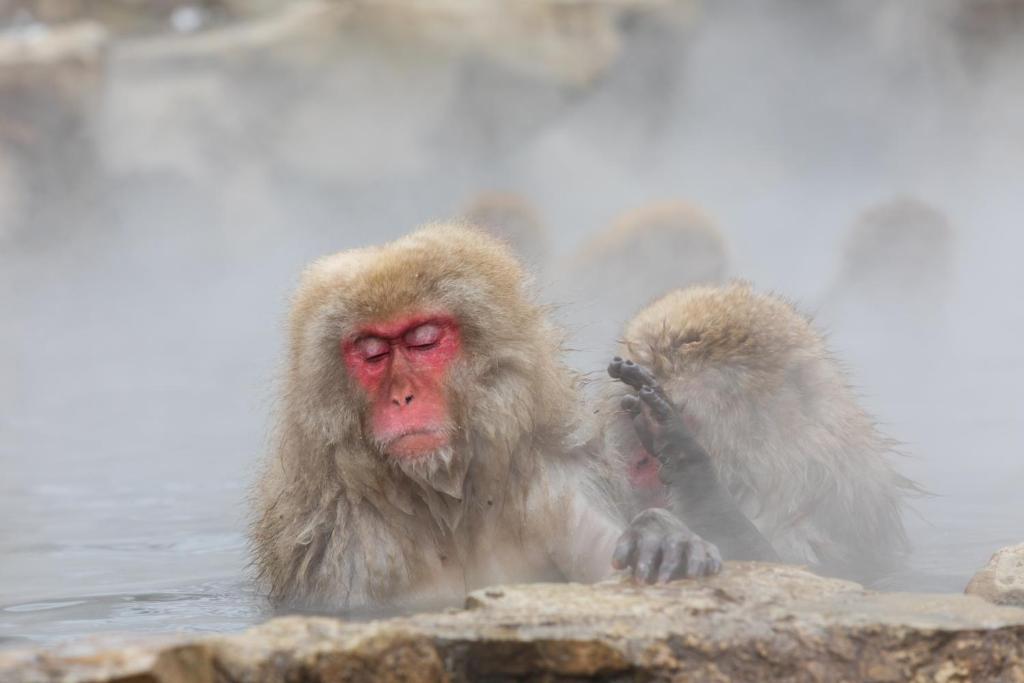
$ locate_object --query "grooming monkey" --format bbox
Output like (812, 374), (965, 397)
(250, 225), (722, 611)
(603, 283), (917, 582)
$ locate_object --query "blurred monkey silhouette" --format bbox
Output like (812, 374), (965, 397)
(460, 191), (549, 272)
(559, 201), (729, 376)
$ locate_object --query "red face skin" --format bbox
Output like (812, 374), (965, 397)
(342, 313), (462, 460)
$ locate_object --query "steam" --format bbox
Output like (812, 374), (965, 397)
(1, 0), (1023, 642)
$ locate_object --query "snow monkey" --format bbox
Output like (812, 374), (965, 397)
(603, 282), (918, 583)
(561, 201), (729, 374)
(824, 196), (955, 325)
(249, 224), (722, 611)
(460, 191), (548, 271)
(819, 197), (955, 418)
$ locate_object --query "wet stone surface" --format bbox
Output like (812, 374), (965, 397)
(3, 563), (1024, 682)
(967, 543), (1024, 607)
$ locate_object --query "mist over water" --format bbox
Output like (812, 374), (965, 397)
(2, 0), (1023, 645)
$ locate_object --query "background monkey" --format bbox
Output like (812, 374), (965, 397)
(559, 201), (729, 376)
(602, 282), (918, 583)
(460, 191), (549, 273)
(821, 196), (955, 332)
(817, 197), (955, 477)
(249, 224), (720, 611)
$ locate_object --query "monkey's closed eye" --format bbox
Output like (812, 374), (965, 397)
(356, 336), (391, 362)
(404, 323), (442, 349)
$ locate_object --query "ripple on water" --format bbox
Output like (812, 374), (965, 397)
(3, 600), (89, 614)
(0, 582), (268, 648)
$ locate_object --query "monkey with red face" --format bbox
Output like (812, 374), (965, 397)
(249, 225), (722, 611)
(341, 314), (462, 462)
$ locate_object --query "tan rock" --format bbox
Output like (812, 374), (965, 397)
(967, 543), (1024, 607)
(0, 21), (107, 66)
(337, 0), (685, 86)
(116, 1), (351, 62)
(112, 0), (695, 86)
(3, 563), (1024, 682)
(0, 20), (106, 120)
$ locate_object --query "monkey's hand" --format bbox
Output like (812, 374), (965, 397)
(609, 356), (781, 563)
(613, 508), (722, 581)
(608, 356), (704, 474)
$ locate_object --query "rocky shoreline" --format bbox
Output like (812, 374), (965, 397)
(967, 543), (1024, 608)
(3, 563), (1024, 682)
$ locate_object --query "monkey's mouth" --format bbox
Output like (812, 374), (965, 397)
(382, 429), (450, 460)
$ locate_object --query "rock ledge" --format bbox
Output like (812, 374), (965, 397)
(3, 563), (1024, 682)
(967, 543), (1024, 607)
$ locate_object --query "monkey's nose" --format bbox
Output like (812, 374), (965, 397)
(392, 394), (414, 407)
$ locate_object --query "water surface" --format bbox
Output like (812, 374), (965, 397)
(2, 1), (1023, 646)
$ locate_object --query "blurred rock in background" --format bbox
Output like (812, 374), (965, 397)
(967, 543), (1024, 607)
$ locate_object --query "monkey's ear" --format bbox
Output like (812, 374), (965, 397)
(672, 330), (702, 348)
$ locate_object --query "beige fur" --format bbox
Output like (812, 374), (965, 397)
(840, 196), (953, 297)
(460, 191), (547, 269)
(602, 282), (918, 582)
(250, 224), (627, 610)
(561, 201), (730, 374)
(576, 202), (728, 281)
(571, 201), (729, 308)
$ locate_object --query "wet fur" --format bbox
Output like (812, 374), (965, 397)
(602, 282), (918, 582)
(250, 224), (627, 610)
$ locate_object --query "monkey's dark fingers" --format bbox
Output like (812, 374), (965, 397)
(632, 413), (656, 455)
(611, 358), (659, 392)
(632, 533), (664, 584)
(620, 393), (642, 415)
(612, 528), (640, 571)
(687, 539), (723, 578)
(655, 533), (691, 582)
(656, 536), (723, 581)
(639, 385), (674, 423)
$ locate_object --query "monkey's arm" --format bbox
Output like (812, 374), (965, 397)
(609, 357), (779, 562)
(653, 421), (778, 562)
(546, 461), (721, 583)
